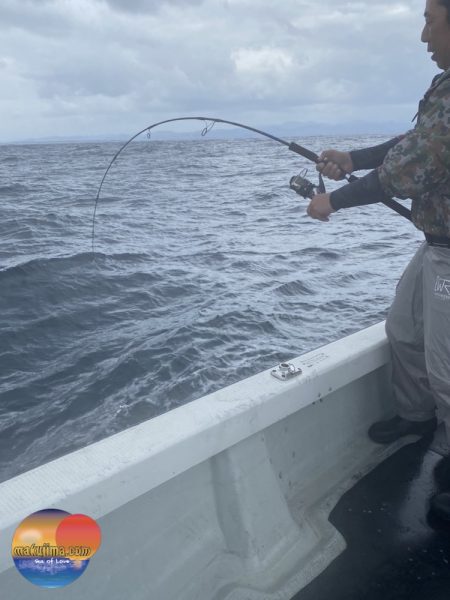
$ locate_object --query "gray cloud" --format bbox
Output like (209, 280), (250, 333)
(0, 0), (73, 38)
(102, 0), (205, 14)
(0, 0), (438, 141)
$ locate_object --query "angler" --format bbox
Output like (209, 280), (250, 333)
(307, 0), (450, 523)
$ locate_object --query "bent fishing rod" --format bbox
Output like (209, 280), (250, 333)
(92, 116), (411, 251)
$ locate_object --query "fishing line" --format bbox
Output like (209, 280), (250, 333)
(92, 116), (411, 253)
(91, 116), (325, 253)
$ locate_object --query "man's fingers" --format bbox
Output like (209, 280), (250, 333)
(317, 150), (347, 180)
(316, 160), (344, 180)
(306, 194), (333, 222)
(306, 207), (329, 222)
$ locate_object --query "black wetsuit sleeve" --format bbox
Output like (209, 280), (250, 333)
(350, 136), (404, 171)
(329, 169), (392, 210)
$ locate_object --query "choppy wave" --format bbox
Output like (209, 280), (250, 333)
(0, 183), (31, 195)
(0, 137), (423, 482)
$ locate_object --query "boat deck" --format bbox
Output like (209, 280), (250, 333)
(292, 430), (450, 600)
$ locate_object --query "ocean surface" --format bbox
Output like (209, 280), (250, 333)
(0, 134), (423, 483)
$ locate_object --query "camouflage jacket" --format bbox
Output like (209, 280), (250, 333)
(379, 69), (450, 236)
(330, 69), (450, 237)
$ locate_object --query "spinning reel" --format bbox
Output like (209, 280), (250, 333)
(289, 170), (326, 200)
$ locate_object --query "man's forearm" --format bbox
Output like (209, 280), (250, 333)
(350, 136), (405, 171)
(329, 169), (392, 210)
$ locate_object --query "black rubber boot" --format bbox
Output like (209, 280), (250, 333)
(368, 415), (437, 444)
(433, 454), (450, 488)
(430, 492), (450, 521)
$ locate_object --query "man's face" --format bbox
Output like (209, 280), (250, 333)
(422, 0), (450, 70)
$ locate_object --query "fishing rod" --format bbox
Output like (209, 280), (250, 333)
(92, 116), (411, 251)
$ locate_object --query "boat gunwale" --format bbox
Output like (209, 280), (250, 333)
(0, 321), (390, 574)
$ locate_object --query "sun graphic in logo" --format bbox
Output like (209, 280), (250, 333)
(11, 509), (101, 589)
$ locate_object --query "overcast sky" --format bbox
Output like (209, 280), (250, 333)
(0, 0), (438, 141)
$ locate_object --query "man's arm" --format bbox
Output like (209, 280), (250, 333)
(378, 118), (450, 200)
(306, 170), (396, 221)
(317, 136), (405, 181)
(350, 135), (406, 171)
(328, 77), (450, 212)
(329, 170), (392, 211)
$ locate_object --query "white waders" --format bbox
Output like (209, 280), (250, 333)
(386, 241), (450, 442)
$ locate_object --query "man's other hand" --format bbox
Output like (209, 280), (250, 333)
(306, 193), (335, 222)
(316, 150), (354, 181)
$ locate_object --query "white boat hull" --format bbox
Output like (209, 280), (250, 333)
(0, 322), (399, 599)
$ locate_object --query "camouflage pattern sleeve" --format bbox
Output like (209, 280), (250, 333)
(331, 72), (450, 235)
(378, 81), (450, 200)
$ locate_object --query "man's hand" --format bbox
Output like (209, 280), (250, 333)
(316, 150), (354, 181)
(306, 193), (335, 222)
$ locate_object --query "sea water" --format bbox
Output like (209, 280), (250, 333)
(0, 135), (423, 482)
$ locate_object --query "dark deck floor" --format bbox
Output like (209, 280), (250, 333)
(292, 431), (450, 600)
